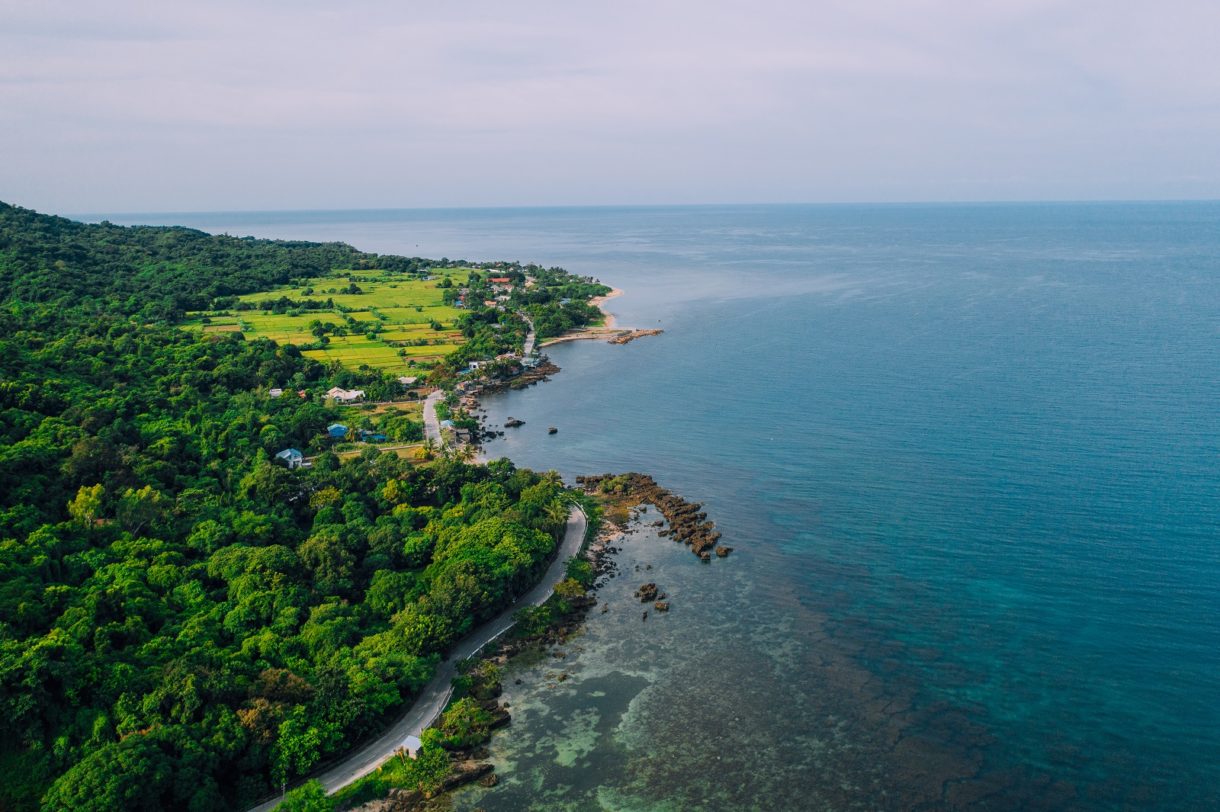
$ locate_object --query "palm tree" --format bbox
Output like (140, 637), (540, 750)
(545, 499), (573, 538)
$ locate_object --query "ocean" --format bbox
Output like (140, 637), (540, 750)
(100, 203), (1220, 809)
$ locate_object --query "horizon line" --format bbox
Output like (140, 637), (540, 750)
(60, 196), (1220, 221)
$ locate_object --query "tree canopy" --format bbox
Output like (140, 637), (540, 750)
(0, 202), (575, 810)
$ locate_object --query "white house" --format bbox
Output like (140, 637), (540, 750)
(326, 387), (366, 402)
(268, 388), (284, 398)
(397, 376), (418, 388)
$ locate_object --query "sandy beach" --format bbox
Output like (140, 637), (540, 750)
(590, 287), (624, 328)
(536, 287), (667, 348)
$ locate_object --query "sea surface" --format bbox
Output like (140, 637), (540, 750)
(98, 203), (1220, 809)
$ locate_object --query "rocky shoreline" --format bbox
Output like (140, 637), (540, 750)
(539, 327), (663, 347)
(576, 472), (732, 561)
(607, 328), (663, 345)
(347, 475), (729, 811)
(347, 567), (599, 812)
(477, 359), (562, 394)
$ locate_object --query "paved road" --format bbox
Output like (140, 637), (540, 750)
(522, 316), (537, 357)
(422, 389), (444, 447)
(250, 506), (588, 811)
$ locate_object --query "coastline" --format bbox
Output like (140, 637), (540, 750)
(538, 287), (627, 346)
(434, 477), (732, 811)
(538, 288), (663, 348)
(348, 284), (730, 811)
(249, 509), (589, 812)
(591, 286), (624, 329)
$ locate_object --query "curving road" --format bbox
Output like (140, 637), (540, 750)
(250, 506), (587, 811)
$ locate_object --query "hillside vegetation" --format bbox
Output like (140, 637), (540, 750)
(0, 203), (575, 810)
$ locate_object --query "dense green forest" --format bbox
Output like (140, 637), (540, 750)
(0, 203), (576, 810)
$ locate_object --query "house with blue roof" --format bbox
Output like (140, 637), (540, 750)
(327, 423), (349, 440)
(275, 448), (304, 469)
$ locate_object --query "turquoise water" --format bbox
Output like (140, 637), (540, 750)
(104, 203), (1220, 808)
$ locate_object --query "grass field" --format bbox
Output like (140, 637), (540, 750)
(183, 268), (472, 372)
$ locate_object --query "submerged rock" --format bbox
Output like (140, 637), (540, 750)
(437, 761), (494, 794)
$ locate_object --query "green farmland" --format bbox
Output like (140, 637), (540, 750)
(182, 268), (470, 371)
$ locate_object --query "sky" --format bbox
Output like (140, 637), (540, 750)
(3, 0), (1220, 213)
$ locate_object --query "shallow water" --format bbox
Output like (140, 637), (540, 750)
(101, 203), (1220, 809)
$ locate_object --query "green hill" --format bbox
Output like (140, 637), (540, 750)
(0, 203), (575, 811)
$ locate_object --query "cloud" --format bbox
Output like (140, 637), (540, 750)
(2, 0), (1219, 211)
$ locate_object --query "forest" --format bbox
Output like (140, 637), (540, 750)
(0, 203), (577, 810)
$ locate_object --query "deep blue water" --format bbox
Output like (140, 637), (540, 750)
(99, 203), (1220, 809)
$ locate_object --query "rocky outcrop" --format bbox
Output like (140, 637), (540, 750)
(351, 760), (494, 811)
(577, 472), (731, 560)
(607, 329), (664, 345)
(477, 360), (562, 394)
(437, 760), (495, 794)
(508, 360), (561, 389)
(635, 583), (658, 602)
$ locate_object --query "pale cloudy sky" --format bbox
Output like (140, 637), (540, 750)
(3, 0), (1219, 212)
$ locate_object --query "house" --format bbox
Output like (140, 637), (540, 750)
(397, 376), (418, 388)
(357, 429), (388, 442)
(268, 388), (284, 398)
(326, 387), (365, 402)
(467, 361), (484, 372)
(439, 419), (454, 430)
(489, 276), (512, 285)
(327, 423), (349, 439)
(275, 448), (304, 469)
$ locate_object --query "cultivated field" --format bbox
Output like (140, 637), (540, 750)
(183, 268), (471, 371)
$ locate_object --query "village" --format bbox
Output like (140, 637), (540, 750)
(264, 271), (561, 470)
